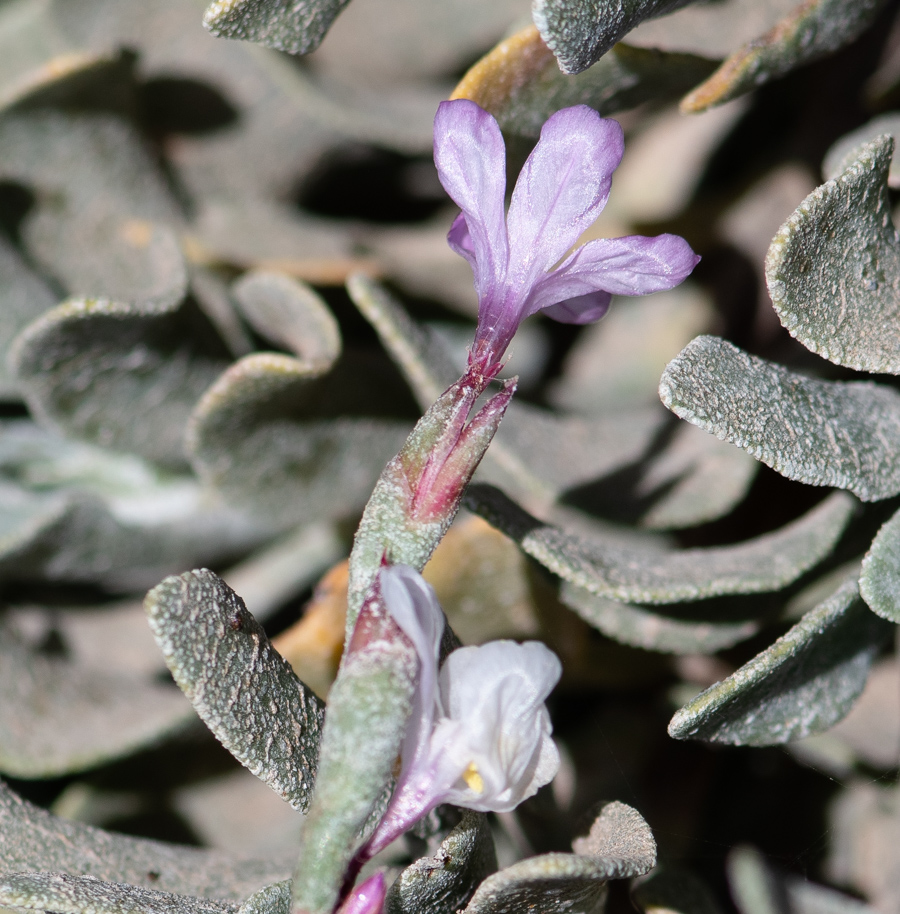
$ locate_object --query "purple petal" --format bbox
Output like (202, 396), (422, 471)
(337, 873), (386, 914)
(447, 212), (476, 269)
(506, 107), (624, 285)
(434, 100), (509, 298)
(541, 291), (612, 324)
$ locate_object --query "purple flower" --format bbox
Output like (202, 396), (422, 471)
(433, 99), (701, 377)
(361, 564), (561, 858)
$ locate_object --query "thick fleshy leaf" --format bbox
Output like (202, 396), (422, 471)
(559, 582), (761, 654)
(660, 335), (900, 501)
(468, 483), (854, 605)
(203, 0), (351, 56)
(636, 422), (759, 531)
(385, 810), (497, 914)
(860, 505), (900, 622)
(766, 135), (900, 374)
(10, 290), (231, 469)
(823, 114), (900, 186)
(453, 26), (718, 139)
(464, 801), (655, 913)
(0, 111), (183, 300)
(0, 781), (290, 901)
(532, 0), (696, 75)
(291, 614), (419, 914)
(0, 626), (192, 778)
(0, 872), (236, 914)
(668, 578), (892, 746)
(145, 569), (324, 812)
(238, 881), (291, 914)
(186, 352), (409, 531)
(0, 236), (57, 399)
(681, 0), (887, 112)
(231, 271), (340, 369)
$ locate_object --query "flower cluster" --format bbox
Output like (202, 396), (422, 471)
(433, 99), (700, 378)
(361, 563), (562, 858)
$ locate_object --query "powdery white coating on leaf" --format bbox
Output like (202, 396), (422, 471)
(668, 577), (892, 746)
(463, 801), (655, 913)
(0, 782), (290, 900)
(860, 504), (900, 622)
(204, 0), (352, 56)
(468, 483), (855, 605)
(660, 336), (900, 501)
(559, 581), (760, 654)
(145, 569), (324, 812)
(0, 872), (237, 914)
(385, 810), (497, 914)
(766, 135), (900, 374)
(531, 0), (695, 75)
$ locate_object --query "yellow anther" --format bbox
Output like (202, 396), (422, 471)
(462, 762), (484, 794)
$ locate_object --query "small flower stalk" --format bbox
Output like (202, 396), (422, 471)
(433, 99), (701, 379)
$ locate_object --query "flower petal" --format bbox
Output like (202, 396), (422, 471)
(380, 564), (444, 768)
(434, 100), (509, 298)
(541, 291), (612, 325)
(506, 107), (624, 285)
(447, 212), (476, 269)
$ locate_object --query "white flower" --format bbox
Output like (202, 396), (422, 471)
(364, 565), (562, 856)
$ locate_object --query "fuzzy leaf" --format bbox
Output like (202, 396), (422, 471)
(231, 271), (340, 369)
(559, 582), (760, 654)
(681, 0), (887, 112)
(291, 623), (419, 914)
(0, 872), (236, 914)
(531, 0), (695, 75)
(454, 26), (717, 138)
(860, 505), (900, 622)
(464, 802), (655, 913)
(0, 627), (192, 778)
(0, 781), (290, 900)
(766, 136), (900, 374)
(0, 236), (56, 399)
(145, 569), (324, 812)
(668, 578), (892, 746)
(10, 289), (231, 469)
(186, 352), (409, 531)
(823, 114), (900, 186)
(660, 335), (900, 501)
(386, 811), (497, 914)
(203, 0), (351, 56)
(237, 881), (291, 914)
(467, 484), (854, 604)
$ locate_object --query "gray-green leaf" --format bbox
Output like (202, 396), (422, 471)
(681, 0), (887, 112)
(660, 335), (900, 501)
(145, 569), (324, 812)
(467, 483), (854, 604)
(531, 0), (696, 75)
(203, 0), (351, 56)
(860, 504), (900, 622)
(386, 811), (497, 914)
(0, 781), (289, 900)
(559, 582), (761, 654)
(668, 577), (892, 746)
(767, 135), (900, 374)
(464, 801), (655, 913)
(0, 872), (236, 914)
